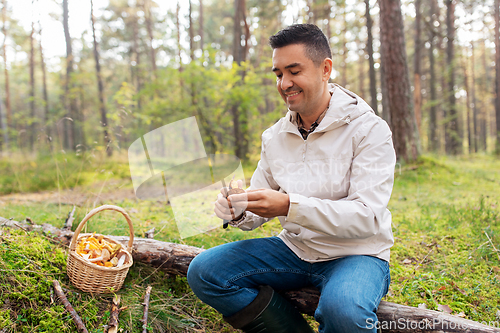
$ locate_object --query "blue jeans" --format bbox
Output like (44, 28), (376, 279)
(187, 237), (390, 333)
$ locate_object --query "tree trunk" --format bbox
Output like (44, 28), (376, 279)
(358, 44), (364, 97)
(231, 0), (249, 160)
(427, 0), (438, 152)
(29, 18), (36, 151)
(379, 0), (420, 162)
(445, 0), (460, 155)
(176, 1), (182, 70)
(463, 49), (472, 154)
(365, 0), (378, 115)
(63, 0), (76, 150)
(39, 25), (50, 142)
(495, 0), (500, 153)
(341, 2), (348, 87)
(0, 88), (4, 153)
(471, 42), (478, 152)
(2, 218), (500, 333)
(481, 39), (490, 151)
(2, 0), (10, 149)
(91, 0), (112, 157)
(413, 0), (422, 133)
(189, 0), (194, 61)
(131, 3), (142, 111)
(143, 0), (157, 76)
(199, 0), (204, 51)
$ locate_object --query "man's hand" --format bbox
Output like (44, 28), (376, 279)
(228, 189), (290, 218)
(214, 180), (247, 221)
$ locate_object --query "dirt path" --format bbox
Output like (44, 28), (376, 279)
(0, 180), (138, 206)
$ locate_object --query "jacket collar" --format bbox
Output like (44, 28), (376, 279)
(279, 83), (374, 135)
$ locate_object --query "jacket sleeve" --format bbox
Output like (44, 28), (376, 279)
(234, 129), (277, 231)
(285, 117), (396, 239)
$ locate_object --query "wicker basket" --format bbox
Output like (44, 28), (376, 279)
(67, 205), (134, 293)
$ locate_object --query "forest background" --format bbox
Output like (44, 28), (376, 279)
(0, 0), (498, 162)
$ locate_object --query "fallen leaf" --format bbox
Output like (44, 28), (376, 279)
(437, 304), (453, 314)
(456, 312), (466, 318)
(437, 286), (446, 291)
(418, 303), (428, 309)
(402, 258), (412, 265)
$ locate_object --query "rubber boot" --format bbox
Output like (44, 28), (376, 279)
(223, 285), (315, 333)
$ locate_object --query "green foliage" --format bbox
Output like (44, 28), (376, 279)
(116, 55), (282, 159)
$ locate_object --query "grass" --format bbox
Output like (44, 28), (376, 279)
(0, 153), (500, 331)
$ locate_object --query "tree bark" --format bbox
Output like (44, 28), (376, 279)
(108, 295), (121, 333)
(463, 49), (472, 154)
(198, 0), (204, 51)
(341, 2), (348, 87)
(0, 88), (4, 152)
(231, 0), (249, 160)
(143, 0), (157, 76)
(413, 0), (422, 133)
(481, 39), (489, 151)
(365, 0), (378, 115)
(2, 0), (11, 147)
(2, 218), (499, 333)
(63, 0), (76, 150)
(379, 0), (420, 161)
(471, 42), (478, 152)
(39, 25), (50, 142)
(131, 3), (142, 111)
(29, 17), (36, 151)
(445, 0), (460, 155)
(176, 1), (182, 70)
(495, 0), (500, 153)
(90, 0), (112, 157)
(427, 0), (438, 152)
(189, 0), (194, 61)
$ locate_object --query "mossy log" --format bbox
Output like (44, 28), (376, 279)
(1, 217), (499, 333)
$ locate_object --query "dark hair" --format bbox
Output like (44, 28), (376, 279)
(269, 24), (332, 66)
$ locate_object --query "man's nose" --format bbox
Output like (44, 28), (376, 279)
(280, 74), (293, 91)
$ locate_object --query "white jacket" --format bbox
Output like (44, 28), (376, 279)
(237, 84), (396, 263)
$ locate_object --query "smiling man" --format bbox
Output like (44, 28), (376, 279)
(187, 24), (396, 333)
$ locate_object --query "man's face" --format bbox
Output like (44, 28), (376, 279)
(272, 43), (330, 117)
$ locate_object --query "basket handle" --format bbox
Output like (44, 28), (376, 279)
(69, 205), (135, 252)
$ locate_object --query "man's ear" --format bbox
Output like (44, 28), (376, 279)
(322, 58), (333, 81)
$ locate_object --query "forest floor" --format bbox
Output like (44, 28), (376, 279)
(1, 153), (500, 332)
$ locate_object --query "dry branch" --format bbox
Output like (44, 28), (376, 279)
(107, 295), (121, 333)
(3, 218), (500, 333)
(64, 206), (76, 230)
(141, 286), (152, 333)
(52, 280), (89, 333)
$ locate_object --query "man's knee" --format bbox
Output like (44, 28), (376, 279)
(316, 293), (375, 331)
(187, 248), (220, 294)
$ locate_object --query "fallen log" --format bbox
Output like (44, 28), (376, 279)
(2, 217), (499, 333)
